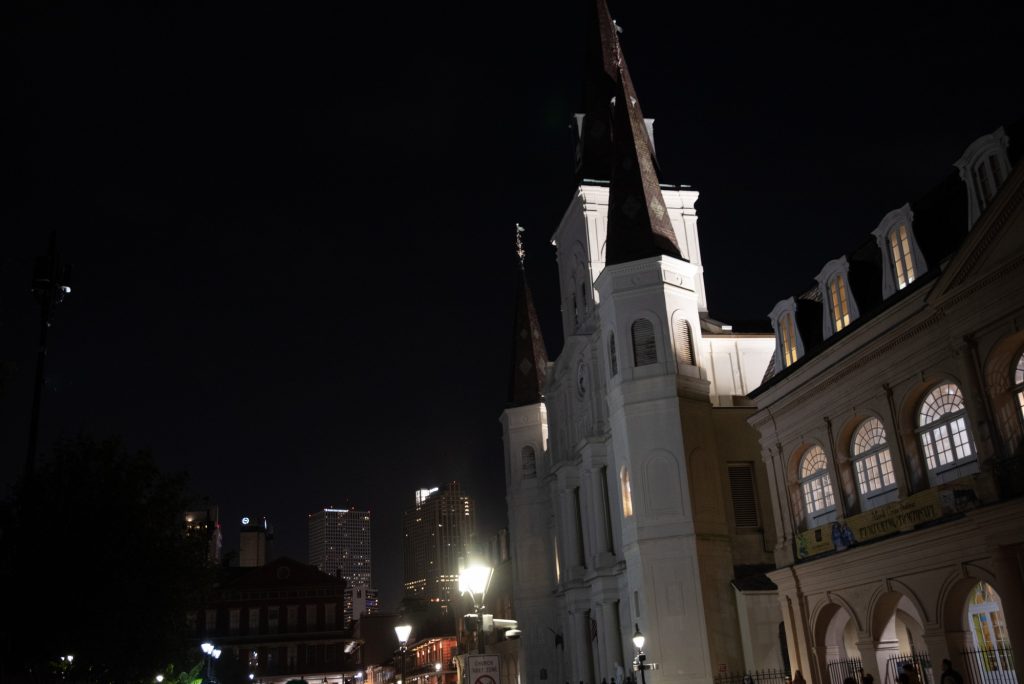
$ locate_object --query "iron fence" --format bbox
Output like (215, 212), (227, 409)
(714, 669), (792, 684)
(827, 657), (864, 684)
(886, 652), (932, 684)
(962, 647), (1017, 684)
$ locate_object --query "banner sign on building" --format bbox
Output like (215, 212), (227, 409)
(467, 654), (500, 684)
(796, 476), (982, 559)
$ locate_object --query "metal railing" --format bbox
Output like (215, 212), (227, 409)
(962, 647), (1018, 684)
(886, 652), (931, 684)
(714, 669), (792, 684)
(827, 658), (864, 684)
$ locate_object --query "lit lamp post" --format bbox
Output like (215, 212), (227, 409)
(632, 625), (649, 684)
(458, 563), (493, 654)
(434, 662), (442, 684)
(200, 642), (221, 682)
(395, 623), (412, 684)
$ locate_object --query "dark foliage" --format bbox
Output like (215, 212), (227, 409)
(0, 436), (215, 682)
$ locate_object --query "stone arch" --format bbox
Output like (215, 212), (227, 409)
(938, 565), (1000, 637)
(813, 599), (860, 679)
(983, 331), (1024, 455)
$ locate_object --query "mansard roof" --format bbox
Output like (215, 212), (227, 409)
(508, 263), (549, 407)
(755, 118), (1023, 391)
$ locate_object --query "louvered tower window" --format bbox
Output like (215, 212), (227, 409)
(521, 446), (537, 480)
(631, 318), (657, 367)
(674, 318), (694, 367)
(728, 463), (759, 528)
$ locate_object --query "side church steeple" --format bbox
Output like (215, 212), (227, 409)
(508, 225), (549, 407)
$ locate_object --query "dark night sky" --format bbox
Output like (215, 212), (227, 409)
(3, 1), (1022, 610)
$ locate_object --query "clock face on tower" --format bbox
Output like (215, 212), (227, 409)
(577, 361), (587, 398)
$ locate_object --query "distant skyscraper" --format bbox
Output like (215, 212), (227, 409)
(308, 508), (372, 587)
(343, 585), (379, 627)
(184, 505), (223, 564)
(239, 515), (272, 567)
(402, 481), (475, 604)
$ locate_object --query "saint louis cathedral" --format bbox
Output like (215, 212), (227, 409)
(499, 2), (1024, 684)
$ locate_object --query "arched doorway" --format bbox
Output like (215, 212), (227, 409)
(816, 604), (860, 684)
(961, 582), (1016, 684)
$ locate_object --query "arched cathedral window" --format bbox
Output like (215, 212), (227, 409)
(631, 318), (657, 367)
(917, 383), (976, 473)
(852, 418), (896, 499)
(799, 445), (835, 520)
(620, 467), (633, 518)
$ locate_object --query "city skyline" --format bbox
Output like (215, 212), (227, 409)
(3, 0), (1022, 615)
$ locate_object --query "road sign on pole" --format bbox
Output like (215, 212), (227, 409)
(467, 654), (500, 684)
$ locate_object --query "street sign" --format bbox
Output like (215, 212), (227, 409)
(467, 654), (500, 684)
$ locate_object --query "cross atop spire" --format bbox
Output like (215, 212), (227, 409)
(508, 226), (549, 407)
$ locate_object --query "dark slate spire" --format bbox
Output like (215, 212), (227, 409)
(574, 0), (620, 181)
(603, 9), (683, 265)
(508, 225), (549, 407)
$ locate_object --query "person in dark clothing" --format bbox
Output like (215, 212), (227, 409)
(940, 659), (964, 684)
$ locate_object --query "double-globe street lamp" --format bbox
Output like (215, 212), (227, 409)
(395, 623), (413, 684)
(200, 642), (222, 682)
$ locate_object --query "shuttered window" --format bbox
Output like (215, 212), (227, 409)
(631, 318), (657, 367)
(728, 463), (760, 528)
(674, 318), (694, 367)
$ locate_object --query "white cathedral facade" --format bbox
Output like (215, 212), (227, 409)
(500, 3), (785, 683)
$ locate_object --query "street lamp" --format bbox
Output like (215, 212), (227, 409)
(434, 662), (442, 684)
(395, 623), (412, 684)
(156, 676), (165, 683)
(458, 563), (493, 654)
(632, 625), (648, 684)
(200, 642), (219, 682)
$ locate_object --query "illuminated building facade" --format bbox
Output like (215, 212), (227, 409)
(343, 585), (379, 627)
(749, 124), (1024, 684)
(308, 507), (372, 587)
(402, 481), (475, 604)
(240, 515), (272, 568)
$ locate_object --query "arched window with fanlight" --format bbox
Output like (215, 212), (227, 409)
(851, 418), (897, 507)
(799, 445), (835, 523)
(631, 318), (657, 367)
(1014, 351), (1024, 426)
(521, 446), (537, 480)
(917, 383), (977, 482)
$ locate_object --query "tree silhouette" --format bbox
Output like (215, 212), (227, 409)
(0, 436), (216, 682)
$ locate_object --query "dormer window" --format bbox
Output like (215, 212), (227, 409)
(815, 257), (859, 338)
(955, 127), (1012, 228)
(873, 205), (928, 299)
(769, 298), (804, 369)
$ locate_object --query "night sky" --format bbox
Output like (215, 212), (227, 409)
(3, 1), (1022, 610)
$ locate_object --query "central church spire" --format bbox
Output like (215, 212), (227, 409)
(598, 2), (683, 265)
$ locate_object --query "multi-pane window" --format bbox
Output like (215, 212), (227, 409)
(972, 157), (1005, 210)
(1014, 352), (1024, 424)
(918, 383), (975, 470)
(229, 609), (240, 634)
(779, 312), (798, 367)
(889, 224), (916, 290)
(852, 418), (896, 496)
(829, 275), (851, 332)
(631, 318), (657, 366)
(248, 607), (260, 634)
(306, 604), (317, 629)
(799, 446), (835, 516)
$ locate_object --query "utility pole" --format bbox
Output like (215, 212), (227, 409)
(26, 231), (71, 478)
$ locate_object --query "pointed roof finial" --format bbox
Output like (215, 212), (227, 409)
(508, 243), (549, 407)
(515, 223), (526, 267)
